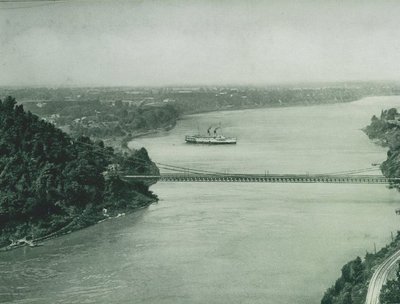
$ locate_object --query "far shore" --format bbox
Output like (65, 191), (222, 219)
(124, 95), (397, 144)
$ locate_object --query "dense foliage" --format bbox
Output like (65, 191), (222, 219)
(364, 108), (400, 148)
(362, 107), (400, 302)
(169, 87), (366, 114)
(0, 96), (158, 247)
(364, 108), (400, 190)
(22, 99), (179, 141)
(321, 257), (365, 304)
(321, 233), (400, 304)
(380, 263), (400, 304)
(322, 108), (400, 304)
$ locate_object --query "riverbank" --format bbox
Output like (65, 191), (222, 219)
(102, 122), (176, 153)
(0, 96), (160, 250)
(130, 97), (400, 304)
(0, 176), (158, 252)
(124, 97), (363, 150)
(3, 96), (400, 304)
(0, 197), (156, 252)
(321, 106), (400, 304)
(125, 94), (400, 151)
(12, 85), (400, 150)
(321, 232), (400, 304)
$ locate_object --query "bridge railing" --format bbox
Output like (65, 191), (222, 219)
(121, 173), (400, 184)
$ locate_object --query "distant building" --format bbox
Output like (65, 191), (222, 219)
(36, 102), (47, 108)
(162, 98), (175, 103)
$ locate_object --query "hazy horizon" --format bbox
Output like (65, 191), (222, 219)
(1, 80), (399, 90)
(2, 0), (400, 87)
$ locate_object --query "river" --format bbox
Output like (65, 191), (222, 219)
(2, 96), (400, 304)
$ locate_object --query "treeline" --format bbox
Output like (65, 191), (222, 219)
(364, 108), (400, 191)
(380, 263), (400, 303)
(69, 102), (179, 139)
(169, 87), (367, 114)
(321, 233), (400, 304)
(364, 108), (400, 147)
(321, 108), (400, 304)
(22, 99), (179, 140)
(363, 107), (400, 303)
(2, 82), (399, 107)
(0, 96), (159, 247)
(4, 84), (399, 147)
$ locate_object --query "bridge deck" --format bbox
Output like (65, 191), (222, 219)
(122, 173), (397, 184)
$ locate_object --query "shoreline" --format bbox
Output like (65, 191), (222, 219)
(119, 95), (400, 304)
(124, 95), (399, 144)
(124, 98), (362, 146)
(0, 202), (155, 253)
(102, 123), (177, 153)
(321, 102), (400, 304)
(0, 97), (362, 252)
(3, 94), (400, 303)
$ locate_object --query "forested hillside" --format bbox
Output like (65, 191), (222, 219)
(364, 108), (400, 191)
(321, 233), (400, 304)
(22, 99), (179, 140)
(321, 108), (400, 304)
(0, 96), (159, 248)
(363, 107), (400, 303)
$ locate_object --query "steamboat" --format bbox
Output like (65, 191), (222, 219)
(185, 126), (237, 144)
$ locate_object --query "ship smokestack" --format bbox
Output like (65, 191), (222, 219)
(207, 126), (213, 136)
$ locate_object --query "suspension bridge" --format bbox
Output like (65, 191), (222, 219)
(122, 173), (395, 184)
(73, 140), (397, 185)
(120, 162), (398, 184)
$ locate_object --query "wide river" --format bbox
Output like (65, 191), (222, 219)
(2, 96), (400, 304)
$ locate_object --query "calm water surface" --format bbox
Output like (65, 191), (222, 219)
(2, 96), (400, 304)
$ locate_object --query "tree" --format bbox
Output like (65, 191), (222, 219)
(0, 96), (158, 247)
(343, 292), (352, 304)
(380, 263), (400, 304)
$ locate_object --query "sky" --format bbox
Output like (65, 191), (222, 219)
(1, 0), (400, 87)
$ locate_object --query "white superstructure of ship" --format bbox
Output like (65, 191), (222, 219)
(185, 126), (237, 144)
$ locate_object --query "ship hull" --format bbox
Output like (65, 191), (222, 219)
(185, 135), (237, 144)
